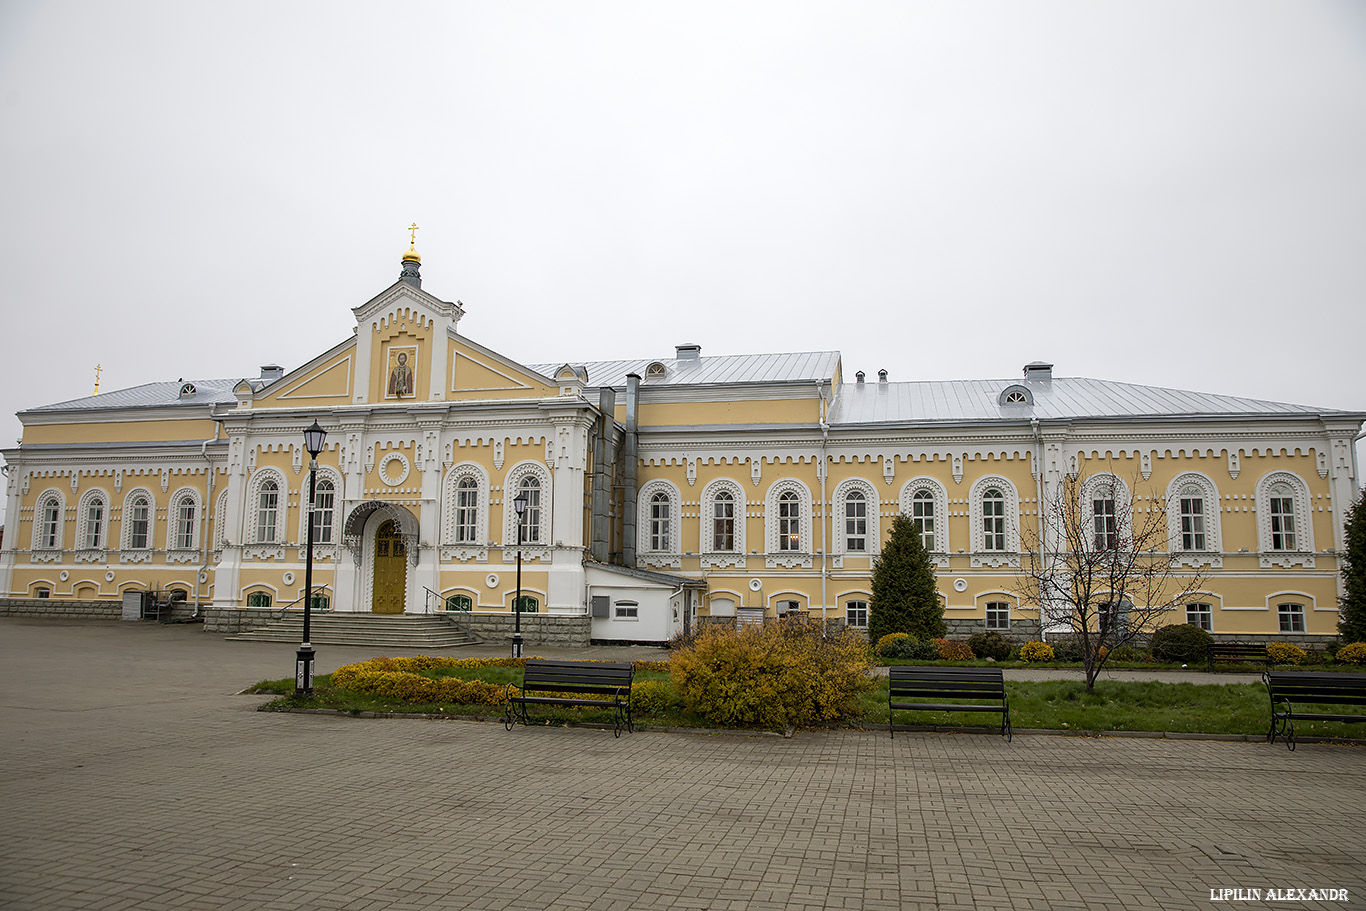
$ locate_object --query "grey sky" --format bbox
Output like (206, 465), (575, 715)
(2, 1), (1364, 525)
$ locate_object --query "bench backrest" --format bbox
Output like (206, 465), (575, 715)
(1209, 643), (1266, 656)
(522, 659), (634, 696)
(1265, 671), (1366, 706)
(889, 666), (1005, 701)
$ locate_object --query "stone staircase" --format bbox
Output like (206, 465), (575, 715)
(227, 612), (474, 649)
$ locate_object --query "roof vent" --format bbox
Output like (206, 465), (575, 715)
(877, 369), (888, 383)
(178, 382), (197, 398)
(675, 343), (701, 360)
(855, 371), (865, 384)
(1023, 361), (1053, 382)
(260, 364), (284, 382)
(645, 362), (667, 379)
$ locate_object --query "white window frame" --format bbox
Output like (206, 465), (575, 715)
(503, 461), (551, 551)
(1254, 471), (1314, 568)
(968, 475), (1020, 567)
(637, 479), (682, 568)
(1165, 472), (1222, 568)
(1079, 473), (1131, 553)
(899, 477), (949, 562)
(298, 465), (343, 548)
(614, 601), (640, 620)
(700, 477), (746, 567)
(244, 469), (287, 546)
(985, 601), (1011, 631)
(120, 487), (157, 556)
(166, 487), (202, 554)
(76, 488), (108, 554)
(845, 599), (869, 629)
(764, 479), (812, 568)
(1277, 602), (1305, 633)
(832, 477), (880, 559)
(32, 489), (65, 553)
(1186, 602), (1213, 631)
(442, 463), (489, 548)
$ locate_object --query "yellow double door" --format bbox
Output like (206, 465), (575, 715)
(372, 520), (407, 614)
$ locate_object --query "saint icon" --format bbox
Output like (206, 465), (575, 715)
(388, 351), (414, 397)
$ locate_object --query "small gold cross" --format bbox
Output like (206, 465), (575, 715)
(408, 222), (419, 246)
(93, 364), (102, 396)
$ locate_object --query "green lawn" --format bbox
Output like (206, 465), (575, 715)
(249, 667), (1366, 739)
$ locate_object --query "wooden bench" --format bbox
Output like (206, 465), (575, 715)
(1264, 671), (1366, 751)
(1207, 642), (1268, 670)
(888, 666), (1011, 741)
(504, 659), (634, 737)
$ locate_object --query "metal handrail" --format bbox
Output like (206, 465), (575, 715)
(271, 585), (332, 620)
(423, 586), (472, 637)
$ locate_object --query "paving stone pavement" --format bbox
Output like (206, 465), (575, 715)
(1, 617), (1362, 911)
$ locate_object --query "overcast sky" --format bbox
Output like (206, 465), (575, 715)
(2, 1), (1364, 524)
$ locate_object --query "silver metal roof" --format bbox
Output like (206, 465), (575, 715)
(22, 379), (241, 414)
(531, 350), (841, 389)
(828, 377), (1360, 426)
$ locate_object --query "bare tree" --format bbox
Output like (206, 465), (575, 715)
(1017, 465), (1206, 690)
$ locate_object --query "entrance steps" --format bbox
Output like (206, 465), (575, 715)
(227, 612), (473, 649)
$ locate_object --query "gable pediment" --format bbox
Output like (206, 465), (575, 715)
(353, 280), (464, 329)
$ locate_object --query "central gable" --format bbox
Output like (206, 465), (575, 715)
(351, 281), (465, 404)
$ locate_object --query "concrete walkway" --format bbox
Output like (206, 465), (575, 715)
(1, 617), (1361, 910)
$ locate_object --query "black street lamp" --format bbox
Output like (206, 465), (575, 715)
(512, 492), (528, 658)
(296, 419), (327, 696)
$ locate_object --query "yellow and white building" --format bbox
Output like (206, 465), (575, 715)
(2, 245), (1362, 644)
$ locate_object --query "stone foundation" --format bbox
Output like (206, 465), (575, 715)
(0, 597), (202, 623)
(464, 613), (591, 647)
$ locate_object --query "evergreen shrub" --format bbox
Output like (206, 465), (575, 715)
(967, 632), (1012, 661)
(874, 632), (911, 656)
(669, 619), (874, 729)
(1149, 624), (1214, 663)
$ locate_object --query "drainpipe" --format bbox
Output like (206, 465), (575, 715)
(818, 382), (829, 630)
(194, 418), (223, 618)
(1032, 418), (1046, 640)
(622, 374), (640, 567)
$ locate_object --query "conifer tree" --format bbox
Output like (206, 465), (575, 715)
(1339, 491), (1366, 644)
(868, 513), (945, 642)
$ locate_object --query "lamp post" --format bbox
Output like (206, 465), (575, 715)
(512, 492), (528, 658)
(296, 420), (327, 696)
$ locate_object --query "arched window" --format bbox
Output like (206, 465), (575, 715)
(454, 477), (478, 543)
(911, 488), (935, 551)
(38, 496), (62, 550)
(844, 489), (867, 552)
(982, 488), (1006, 552)
(515, 595), (539, 613)
(257, 480), (280, 544)
(1178, 484), (1206, 551)
(313, 478), (336, 545)
(173, 493), (197, 550)
(128, 495), (151, 550)
(1092, 489), (1117, 551)
(712, 490), (735, 552)
(518, 476), (541, 544)
(1268, 484), (1297, 551)
(445, 593), (473, 611)
(778, 491), (801, 551)
(649, 491), (671, 552)
(1255, 472), (1313, 565)
(81, 494), (104, 551)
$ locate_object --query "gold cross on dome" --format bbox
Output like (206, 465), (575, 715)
(408, 222), (419, 246)
(93, 363), (102, 396)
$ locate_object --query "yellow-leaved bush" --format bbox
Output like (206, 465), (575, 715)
(330, 655), (524, 706)
(1336, 642), (1366, 665)
(669, 620), (874, 729)
(1018, 641), (1055, 663)
(1266, 641), (1307, 665)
